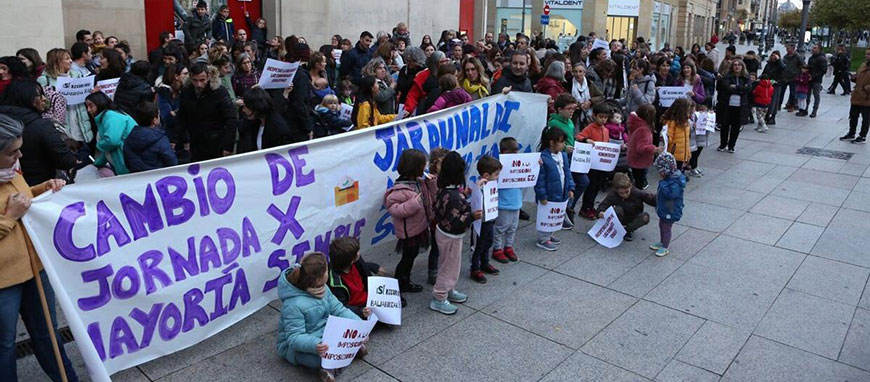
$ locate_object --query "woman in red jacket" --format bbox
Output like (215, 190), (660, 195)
(404, 51), (449, 116)
(627, 104), (663, 189)
(536, 61), (567, 114)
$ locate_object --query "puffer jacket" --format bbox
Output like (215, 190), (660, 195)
(752, 79), (774, 106)
(627, 113), (656, 169)
(624, 74), (656, 113)
(0, 105), (76, 186)
(428, 88), (472, 113)
(123, 126), (177, 173)
(808, 52), (828, 84)
(534, 150), (575, 203)
(114, 73), (154, 114)
(851, 62), (870, 107)
(656, 172), (686, 222)
(211, 15), (235, 44)
(384, 178), (436, 239)
(666, 120), (691, 162)
(94, 110), (137, 175)
(276, 268), (359, 366)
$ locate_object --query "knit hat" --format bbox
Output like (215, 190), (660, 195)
(654, 151), (678, 176)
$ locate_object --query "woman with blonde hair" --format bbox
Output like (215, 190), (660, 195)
(37, 48), (92, 145)
(458, 56), (490, 100)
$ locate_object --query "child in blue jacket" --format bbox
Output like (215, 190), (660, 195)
(650, 152), (686, 257)
(534, 127), (575, 251)
(277, 252), (370, 381)
(493, 137), (523, 263)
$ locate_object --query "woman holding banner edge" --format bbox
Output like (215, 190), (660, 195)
(0, 114), (78, 382)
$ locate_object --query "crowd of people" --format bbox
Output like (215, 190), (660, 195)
(3, 1), (870, 380)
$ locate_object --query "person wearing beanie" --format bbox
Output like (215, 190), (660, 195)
(650, 152), (685, 257)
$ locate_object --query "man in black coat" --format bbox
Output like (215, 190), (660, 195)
(491, 51), (533, 94)
(806, 44), (828, 118)
(176, 63), (238, 161)
(828, 44), (852, 95)
(340, 31), (374, 82)
(184, 1), (212, 50)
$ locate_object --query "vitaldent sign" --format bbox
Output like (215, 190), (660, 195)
(501, 0), (584, 9)
(607, 0), (640, 16)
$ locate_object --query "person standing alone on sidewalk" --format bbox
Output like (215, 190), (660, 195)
(839, 48), (870, 144)
(828, 45), (852, 96)
(806, 44), (828, 118)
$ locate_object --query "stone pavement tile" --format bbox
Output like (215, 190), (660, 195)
(675, 202), (744, 233)
(844, 190), (870, 213)
(449, 259), (549, 310)
(138, 306), (280, 380)
(745, 176), (786, 194)
(855, 177), (870, 193)
(17, 342), (149, 382)
(796, 202), (839, 227)
(812, 209), (870, 268)
(748, 149), (812, 167)
(839, 163), (868, 177)
(664, 227), (717, 261)
(750, 195), (810, 220)
(380, 312), (573, 382)
(787, 168), (861, 190)
(720, 336), (870, 382)
(862, 280), (870, 310)
(775, 222), (825, 253)
(689, 235), (805, 284)
(581, 301), (704, 378)
(851, 153), (870, 166)
(787, 255), (870, 306)
(349, 368), (399, 381)
(654, 360), (720, 382)
(514, 224), (596, 270)
(839, 308), (870, 371)
(684, 183), (766, 211)
(485, 272), (636, 349)
(754, 289), (855, 359)
(699, 152), (743, 171)
(708, 161), (776, 189)
(802, 157), (847, 173)
(765, 164), (801, 179)
(157, 332), (372, 382)
(646, 263), (787, 329)
(675, 321), (749, 375)
(771, 180), (851, 206)
(607, 256), (684, 298)
(557, 243), (652, 287)
(540, 352), (649, 382)
(362, 286), (475, 366)
(723, 212), (793, 245)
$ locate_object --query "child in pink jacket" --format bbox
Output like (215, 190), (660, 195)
(428, 74), (472, 113)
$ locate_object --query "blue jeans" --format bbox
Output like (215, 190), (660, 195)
(567, 171), (590, 211)
(0, 272), (78, 382)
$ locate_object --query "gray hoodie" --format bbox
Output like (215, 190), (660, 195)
(625, 74), (656, 113)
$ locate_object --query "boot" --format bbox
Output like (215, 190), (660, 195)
(399, 277), (423, 293)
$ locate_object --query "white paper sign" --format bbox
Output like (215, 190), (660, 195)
(174, 30), (185, 43)
(570, 143), (593, 173)
(471, 182), (483, 234)
(94, 78), (120, 100)
(590, 38), (611, 58)
(365, 277), (402, 325)
(257, 58), (300, 89)
(339, 103), (353, 121)
(56, 75), (95, 105)
(332, 49), (343, 62)
(590, 141), (620, 171)
(695, 111), (715, 135)
(536, 200), (568, 232)
(587, 206), (626, 248)
(482, 180), (499, 222)
(394, 104), (406, 121)
(657, 86), (689, 107)
(498, 153), (541, 189)
(320, 314), (378, 369)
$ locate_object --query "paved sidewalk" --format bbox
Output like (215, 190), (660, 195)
(18, 50), (870, 382)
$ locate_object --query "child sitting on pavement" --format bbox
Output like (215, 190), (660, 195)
(595, 173), (656, 241)
(327, 236), (386, 318)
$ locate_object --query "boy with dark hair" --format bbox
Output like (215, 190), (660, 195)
(492, 138), (523, 263)
(470, 155), (503, 283)
(124, 101), (177, 173)
(326, 236), (385, 317)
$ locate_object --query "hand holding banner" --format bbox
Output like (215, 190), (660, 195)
(570, 143), (593, 173)
(590, 142), (621, 172)
(587, 206), (626, 248)
(258, 59), (301, 89)
(366, 277), (401, 325)
(56, 75), (95, 105)
(498, 153), (541, 189)
(536, 200), (567, 232)
(320, 314), (378, 369)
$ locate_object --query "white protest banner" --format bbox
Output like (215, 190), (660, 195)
(591, 38), (611, 58)
(696, 112), (715, 134)
(590, 141), (620, 171)
(21, 92), (546, 381)
(366, 277), (401, 325)
(95, 78), (120, 100)
(320, 314), (378, 369)
(257, 58), (301, 89)
(332, 49), (343, 63)
(482, 180), (499, 222)
(56, 75), (95, 105)
(570, 143), (593, 173)
(587, 206), (626, 248)
(498, 153), (541, 189)
(339, 103), (353, 121)
(536, 200), (567, 232)
(657, 86), (689, 107)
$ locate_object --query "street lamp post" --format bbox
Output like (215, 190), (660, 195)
(797, 0), (811, 57)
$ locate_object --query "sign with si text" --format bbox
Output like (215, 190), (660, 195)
(366, 277), (401, 325)
(56, 75), (95, 105)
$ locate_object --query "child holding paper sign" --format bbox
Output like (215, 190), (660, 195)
(650, 153), (686, 257)
(277, 253), (368, 382)
(595, 173), (656, 241)
(492, 138), (523, 263)
(470, 156), (503, 283)
(327, 237), (382, 318)
(535, 127), (575, 251)
(576, 103), (613, 220)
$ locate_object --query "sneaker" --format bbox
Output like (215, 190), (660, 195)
(739, 125), (745, 131)
(697, 168), (704, 175)
(840, 134), (856, 140)
(447, 289), (467, 303)
(470, 270), (487, 284)
(655, 247), (671, 257)
(562, 217), (574, 230)
(580, 209), (597, 220)
(549, 236), (562, 245)
(717, 146), (726, 152)
(399, 279), (423, 293)
(810, 112), (817, 118)
(430, 298), (458, 315)
(492, 249), (509, 263)
(649, 242), (663, 250)
(504, 247), (518, 262)
(536, 240), (558, 251)
(760, 126), (769, 132)
(727, 148), (735, 153)
(481, 264), (500, 275)
(624, 231), (633, 241)
(827, 90), (836, 95)
(853, 136), (867, 144)
(319, 369), (336, 382)
(688, 169), (701, 178)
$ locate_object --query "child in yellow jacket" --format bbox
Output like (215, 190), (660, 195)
(352, 76), (397, 129)
(663, 98), (694, 168)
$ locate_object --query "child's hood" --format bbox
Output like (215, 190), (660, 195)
(384, 181), (419, 203)
(627, 113), (649, 132)
(277, 267), (309, 301)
